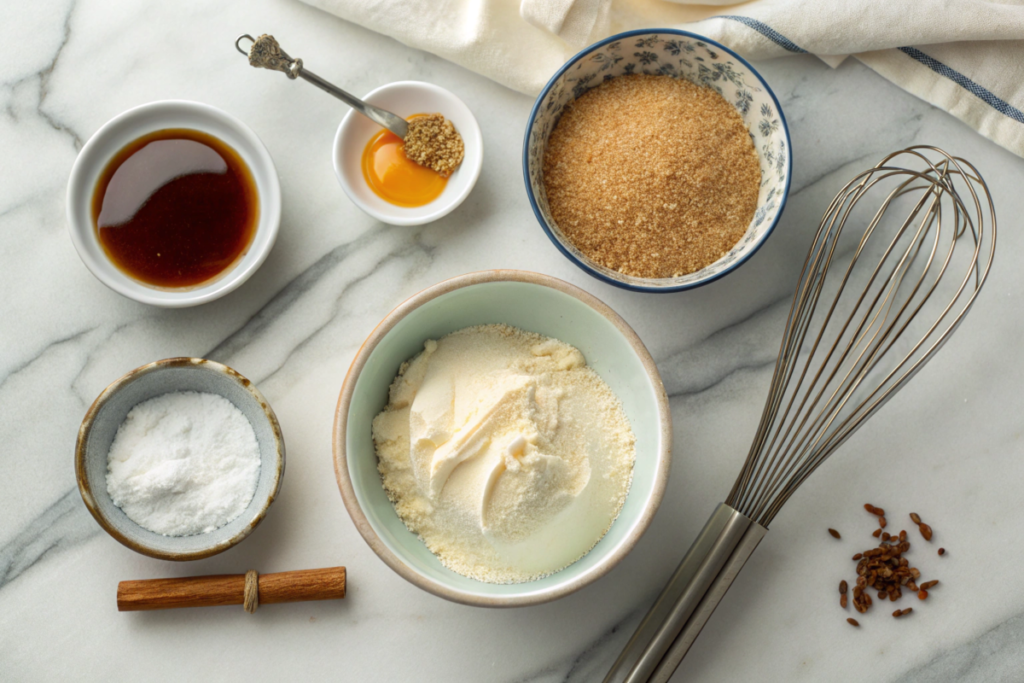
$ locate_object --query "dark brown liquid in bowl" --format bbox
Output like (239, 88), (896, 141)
(92, 128), (258, 288)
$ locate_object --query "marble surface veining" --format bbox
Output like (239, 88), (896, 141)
(3, 1), (1024, 681)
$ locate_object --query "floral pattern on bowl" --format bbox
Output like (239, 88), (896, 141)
(524, 29), (792, 292)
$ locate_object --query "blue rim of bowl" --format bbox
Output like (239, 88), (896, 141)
(522, 28), (794, 293)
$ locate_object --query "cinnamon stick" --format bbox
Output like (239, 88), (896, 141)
(117, 566), (346, 612)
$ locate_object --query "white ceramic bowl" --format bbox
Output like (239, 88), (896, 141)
(67, 100), (281, 307)
(333, 81), (483, 226)
(524, 29), (793, 292)
(333, 270), (671, 607)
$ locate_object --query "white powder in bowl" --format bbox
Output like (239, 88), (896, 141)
(372, 324), (635, 583)
(105, 390), (262, 537)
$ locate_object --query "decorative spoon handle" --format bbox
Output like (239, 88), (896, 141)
(236, 33), (409, 138)
(604, 504), (766, 683)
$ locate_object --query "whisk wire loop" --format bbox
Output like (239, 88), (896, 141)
(744, 175), (946, 519)
(726, 147), (994, 526)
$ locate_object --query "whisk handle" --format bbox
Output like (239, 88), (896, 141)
(604, 503), (767, 683)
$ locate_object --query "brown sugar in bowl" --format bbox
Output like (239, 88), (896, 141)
(523, 29), (792, 292)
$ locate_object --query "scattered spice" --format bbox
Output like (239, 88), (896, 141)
(403, 114), (465, 178)
(542, 74), (761, 279)
(938, 547), (946, 556)
(829, 528), (842, 539)
(847, 618), (860, 627)
(910, 512), (922, 524)
(835, 503), (944, 625)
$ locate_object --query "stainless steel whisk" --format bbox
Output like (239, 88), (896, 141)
(605, 147), (996, 683)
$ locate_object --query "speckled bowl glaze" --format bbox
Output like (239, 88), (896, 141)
(524, 29), (793, 292)
(333, 270), (671, 607)
(76, 358), (285, 561)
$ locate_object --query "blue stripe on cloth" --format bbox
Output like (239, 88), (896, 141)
(898, 46), (1024, 125)
(717, 15), (807, 54)
(715, 18), (1021, 127)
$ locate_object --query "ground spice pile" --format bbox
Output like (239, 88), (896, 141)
(830, 504), (944, 627)
(542, 74), (761, 279)
(404, 114), (465, 178)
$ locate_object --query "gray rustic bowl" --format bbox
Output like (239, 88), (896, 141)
(76, 358), (285, 561)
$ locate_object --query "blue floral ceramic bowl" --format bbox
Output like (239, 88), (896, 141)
(523, 29), (792, 292)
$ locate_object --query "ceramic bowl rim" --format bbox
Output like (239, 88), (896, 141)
(332, 80), (484, 226)
(75, 357), (286, 561)
(332, 269), (672, 607)
(522, 28), (793, 293)
(66, 99), (282, 308)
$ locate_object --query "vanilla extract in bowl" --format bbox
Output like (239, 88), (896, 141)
(92, 128), (258, 288)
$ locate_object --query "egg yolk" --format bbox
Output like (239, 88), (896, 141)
(361, 126), (447, 207)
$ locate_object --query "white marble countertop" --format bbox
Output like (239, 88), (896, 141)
(4, 1), (1024, 681)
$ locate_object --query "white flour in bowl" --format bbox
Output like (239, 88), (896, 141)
(106, 390), (261, 536)
(372, 324), (635, 583)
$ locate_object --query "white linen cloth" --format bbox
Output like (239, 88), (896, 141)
(300, 0), (1024, 157)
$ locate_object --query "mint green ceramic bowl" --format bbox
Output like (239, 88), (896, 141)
(333, 270), (671, 607)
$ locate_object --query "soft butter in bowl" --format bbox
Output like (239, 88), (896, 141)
(334, 270), (671, 606)
(372, 323), (635, 584)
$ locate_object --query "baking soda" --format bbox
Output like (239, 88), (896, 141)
(106, 391), (261, 536)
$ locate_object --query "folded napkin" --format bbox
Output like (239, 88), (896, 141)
(301, 0), (1024, 157)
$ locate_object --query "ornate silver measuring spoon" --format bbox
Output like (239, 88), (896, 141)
(236, 33), (409, 139)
